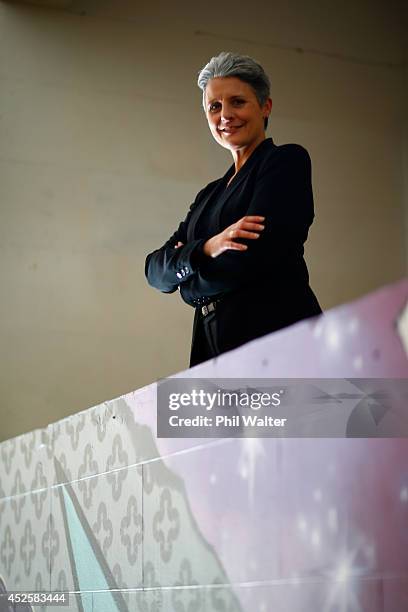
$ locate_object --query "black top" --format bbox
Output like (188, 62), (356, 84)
(145, 138), (322, 359)
(193, 174), (227, 240)
(194, 139), (273, 242)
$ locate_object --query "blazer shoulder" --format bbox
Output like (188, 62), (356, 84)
(187, 176), (223, 213)
(258, 142), (311, 174)
(196, 176), (223, 198)
(268, 142), (310, 161)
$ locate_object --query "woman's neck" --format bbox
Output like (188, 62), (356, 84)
(231, 135), (266, 173)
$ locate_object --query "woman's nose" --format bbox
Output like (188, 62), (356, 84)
(220, 104), (234, 121)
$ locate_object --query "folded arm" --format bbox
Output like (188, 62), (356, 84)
(180, 145), (315, 304)
(144, 186), (211, 293)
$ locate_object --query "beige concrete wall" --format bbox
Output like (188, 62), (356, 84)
(0, 0), (406, 441)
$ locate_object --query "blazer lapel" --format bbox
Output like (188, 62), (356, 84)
(212, 138), (275, 230)
(212, 166), (249, 229)
(186, 179), (223, 242)
(188, 139), (275, 238)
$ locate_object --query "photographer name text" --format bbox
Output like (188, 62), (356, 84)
(168, 414), (287, 428)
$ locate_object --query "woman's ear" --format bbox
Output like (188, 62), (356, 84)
(263, 97), (272, 119)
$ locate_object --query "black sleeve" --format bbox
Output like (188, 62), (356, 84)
(144, 188), (209, 294)
(179, 145), (314, 305)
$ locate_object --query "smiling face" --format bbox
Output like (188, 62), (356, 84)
(204, 77), (272, 156)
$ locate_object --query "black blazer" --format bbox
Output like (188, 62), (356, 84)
(145, 139), (322, 363)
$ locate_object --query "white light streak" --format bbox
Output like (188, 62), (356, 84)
(296, 515), (307, 534)
(347, 318), (360, 334)
(353, 355), (363, 370)
(311, 529), (321, 548)
(328, 507), (338, 532)
(336, 559), (352, 582)
(313, 488), (323, 502)
(325, 322), (341, 351)
(238, 438), (265, 507)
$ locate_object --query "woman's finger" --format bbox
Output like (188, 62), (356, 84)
(234, 230), (261, 239)
(241, 222), (265, 231)
(240, 215), (265, 223)
(226, 241), (248, 251)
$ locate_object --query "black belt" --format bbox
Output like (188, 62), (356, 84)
(201, 301), (217, 317)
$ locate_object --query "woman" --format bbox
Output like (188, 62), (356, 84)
(145, 52), (322, 367)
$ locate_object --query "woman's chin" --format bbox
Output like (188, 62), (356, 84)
(213, 135), (235, 150)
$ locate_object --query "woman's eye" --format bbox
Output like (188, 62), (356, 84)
(208, 99), (244, 112)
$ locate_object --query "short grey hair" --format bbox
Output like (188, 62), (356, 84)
(197, 51), (271, 129)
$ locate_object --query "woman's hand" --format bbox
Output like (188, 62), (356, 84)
(203, 216), (265, 258)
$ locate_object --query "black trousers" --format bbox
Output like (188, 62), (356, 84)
(189, 310), (221, 367)
(188, 285), (322, 368)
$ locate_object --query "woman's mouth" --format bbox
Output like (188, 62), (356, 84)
(219, 125), (243, 134)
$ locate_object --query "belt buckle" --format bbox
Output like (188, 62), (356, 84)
(201, 302), (216, 316)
